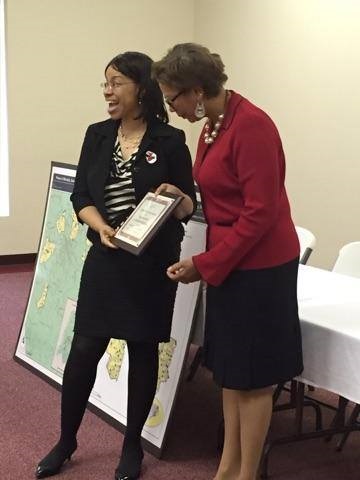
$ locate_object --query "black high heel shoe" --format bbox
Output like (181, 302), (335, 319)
(35, 440), (77, 479)
(114, 444), (144, 480)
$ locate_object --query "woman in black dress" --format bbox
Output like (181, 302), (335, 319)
(36, 51), (196, 480)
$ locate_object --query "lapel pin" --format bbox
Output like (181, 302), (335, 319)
(145, 150), (157, 164)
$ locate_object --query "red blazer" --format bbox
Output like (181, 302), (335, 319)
(192, 92), (299, 286)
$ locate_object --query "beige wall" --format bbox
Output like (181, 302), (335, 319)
(1, 0), (194, 255)
(192, 0), (360, 269)
(2, 0), (360, 270)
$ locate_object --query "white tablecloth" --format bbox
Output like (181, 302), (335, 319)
(297, 265), (360, 404)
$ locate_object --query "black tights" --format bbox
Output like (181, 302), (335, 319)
(60, 334), (159, 451)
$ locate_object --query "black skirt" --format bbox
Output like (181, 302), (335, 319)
(203, 257), (303, 390)
(74, 245), (178, 342)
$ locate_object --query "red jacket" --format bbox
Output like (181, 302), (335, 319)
(192, 92), (299, 286)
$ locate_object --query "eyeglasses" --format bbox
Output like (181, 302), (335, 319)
(100, 81), (134, 91)
(165, 89), (186, 106)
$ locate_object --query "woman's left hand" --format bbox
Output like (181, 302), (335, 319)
(154, 183), (184, 197)
(167, 258), (201, 284)
(154, 183), (194, 220)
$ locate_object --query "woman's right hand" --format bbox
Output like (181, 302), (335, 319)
(99, 224), (119, 249)
(78, 206), (119, 249)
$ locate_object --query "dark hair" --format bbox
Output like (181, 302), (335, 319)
(152, 43), (228, 98)
(106, 51), (168, 123)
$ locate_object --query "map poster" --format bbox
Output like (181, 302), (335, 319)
(14, 162), (206, 456)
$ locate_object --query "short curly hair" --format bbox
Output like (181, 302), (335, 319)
(152, 43), (228, 98)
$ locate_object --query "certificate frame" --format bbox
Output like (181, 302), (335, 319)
(111, 191), (183, 255)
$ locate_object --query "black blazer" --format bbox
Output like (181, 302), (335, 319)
(71, 118), (196, 264)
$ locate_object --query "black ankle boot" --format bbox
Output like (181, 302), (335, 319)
(114, 442), (144, 480)
(35, 439), (77, 479)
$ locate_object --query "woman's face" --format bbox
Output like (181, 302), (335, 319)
(103, 66), (140, 121)
(159, 83), (201, 123)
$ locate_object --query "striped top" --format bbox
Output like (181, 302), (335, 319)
(104, 140), (137, 226)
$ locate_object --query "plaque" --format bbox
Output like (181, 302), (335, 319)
(111, 191), (183, 255)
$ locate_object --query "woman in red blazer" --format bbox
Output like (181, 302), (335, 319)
(153, 43), (303, 480)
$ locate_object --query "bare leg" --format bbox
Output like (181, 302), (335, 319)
(237, 387), (273, 480)
(214, 389), (242, 480)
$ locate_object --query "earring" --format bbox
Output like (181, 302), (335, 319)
(194, 101), (206, 119)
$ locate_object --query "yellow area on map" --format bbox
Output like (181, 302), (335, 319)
(157, 338), (177, 392)
(70, 211), (79, 240)
(105, 335), (177, 425)
(106, 339), (126, 380)
(37, 284), (49, 309)
(40, 239), (55, 263)
(145, 338), (177, 428)
(81, 239), (92, 262)
(146, 397), (164, 427)
(56, 212), (65, 233)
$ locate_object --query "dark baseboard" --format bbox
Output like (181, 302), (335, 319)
(0, 253), (36, 265)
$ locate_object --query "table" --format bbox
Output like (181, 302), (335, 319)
(262, 265), (360, 477)
(297, 264), (360, 403)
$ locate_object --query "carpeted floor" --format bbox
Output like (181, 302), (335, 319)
(1, 266), (360, 480)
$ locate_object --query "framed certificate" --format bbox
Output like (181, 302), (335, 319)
(111, 191), (183, 255)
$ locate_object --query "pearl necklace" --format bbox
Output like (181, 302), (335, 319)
(203, 90), (230, 145)
(204, 114), (224, 144)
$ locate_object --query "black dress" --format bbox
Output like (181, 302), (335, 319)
(74, 244), (179, 342)
(203, 257), (303, 389)
(71, 119), (196, 342)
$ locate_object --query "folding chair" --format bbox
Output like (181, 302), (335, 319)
(295, 226), (316, 265)
(333, 241), (360, 277)
(329, 242), (360, 451)
(273, 226), (317, 403)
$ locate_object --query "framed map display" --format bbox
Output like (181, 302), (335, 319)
(14, 162), (206, 456)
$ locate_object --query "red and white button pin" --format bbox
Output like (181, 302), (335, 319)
(145, 151), (157, 164)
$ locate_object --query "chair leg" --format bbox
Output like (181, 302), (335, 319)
(302, 399), (323, 431)
(272, 382), (286, 405)
(324, 396), (349, 442)
(273, 379), (297, 411)
(336, 403), (360, 451)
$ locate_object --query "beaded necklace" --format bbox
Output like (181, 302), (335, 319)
(203, 90), (230, 145)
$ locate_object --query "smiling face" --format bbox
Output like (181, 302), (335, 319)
(159, 83), (203, 123)
(103, 65), (140, 121)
